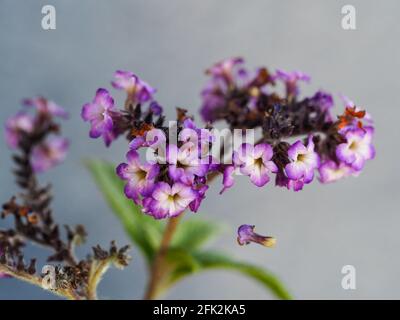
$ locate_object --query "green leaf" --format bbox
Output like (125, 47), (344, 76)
(171, 217), (221, 251)
(85, 159), (164, 263)
(166, 250), (292, 300)
(166, 248), (201, 272)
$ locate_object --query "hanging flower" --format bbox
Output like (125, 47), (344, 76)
(237, 225), (276, 247)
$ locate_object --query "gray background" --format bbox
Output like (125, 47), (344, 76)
(0, 0), (397, 299)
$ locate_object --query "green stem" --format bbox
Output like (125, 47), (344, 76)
(143, 170), (222, 300)
(144, 215), (182, 299)
(142, 136), (267, 299)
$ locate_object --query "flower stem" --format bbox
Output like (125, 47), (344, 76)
(0, 264), (79, 300)
(144, 215), (182, 299)
(143, 170), (223, 300)
(87, 259), (111, 300)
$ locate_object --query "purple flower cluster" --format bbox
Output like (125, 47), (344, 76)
(2, 99), (130, 291)
(116, 121), (213, 219)
(82, 71), (217, 219)
(4, 97), (69, 173)
(201, 57), (272, 123)
(222, 137), (319, 193)
(201, 58), (375, 192)
(317, 98), (375, 184)
(82, 59), (375, 222)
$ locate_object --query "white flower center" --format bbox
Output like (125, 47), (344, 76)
(349, 141), (358, 151)
(134, 169), (147, 181)
(297, 153), (306, 162)
(254, 157), (264, 168)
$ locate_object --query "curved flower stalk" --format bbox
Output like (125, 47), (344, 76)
(82, 58), (375, 299)
(1, 99), (130, 299)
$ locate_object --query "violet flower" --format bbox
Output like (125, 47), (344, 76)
(31, 137), (69, 173)
(273, 69), (310, 99)
(200, 58), (250, 123)
(319, 160), (355, 184)
(180, 118), (215, 160)
(189, 184), (209, 213)
(234, 143), (278, 187)
(200, 86), (226, 123)
(220, 165), (235, 194)
(5, 96), (69, 173)
(167, 143), (209, 184)
(23, 97), (69, 119)
(310, 90), (334, 121)
(206, 57), (244, 85)
(129, 136), (146, 150)
(149, 101), (163, 115)
(284, 136), (320, 191)
(4, 112), (34, 149)
(144, 182), (197, 219)
(310, 90), (333, 111)
(336, 127), (375, 171)
(81, 88), (116, 146)
(111, 70), (156, 103)
(116, 150), (159, 205)
(237, 225), (276, 247)
(129, 131), (166, 152)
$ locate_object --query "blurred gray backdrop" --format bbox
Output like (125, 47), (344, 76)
(0, 0), (398, 299)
